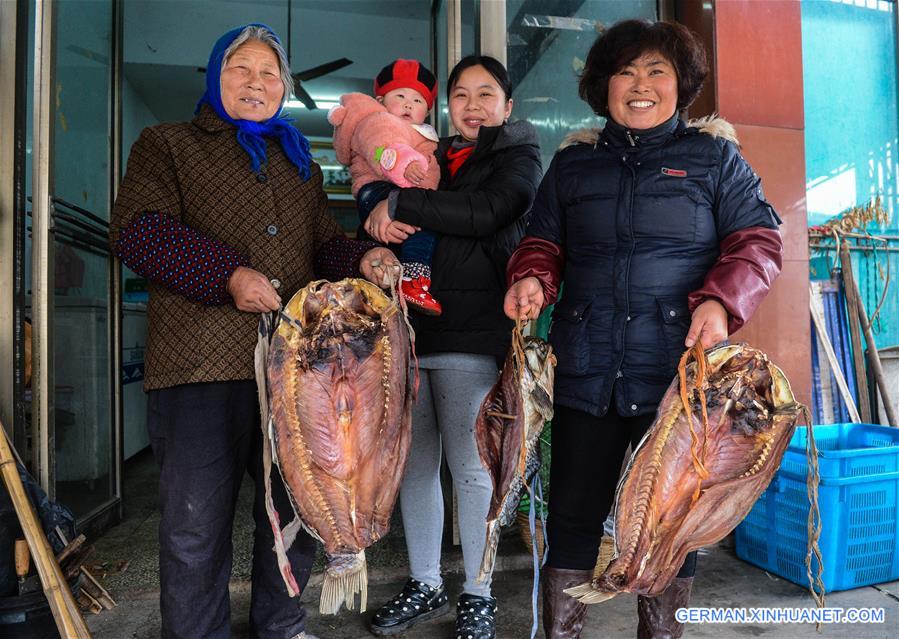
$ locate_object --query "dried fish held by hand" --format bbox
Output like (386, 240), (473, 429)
(258, 278), (415, 614)
(475, 327), (556, 582)
(567, 343), (811, 603)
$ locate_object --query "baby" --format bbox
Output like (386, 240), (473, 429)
(328, 59), (442, 315)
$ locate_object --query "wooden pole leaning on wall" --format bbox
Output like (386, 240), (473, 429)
(840, 254), (899, 427)
(839, 246), (873, 423)
(0, 420), (92, 638)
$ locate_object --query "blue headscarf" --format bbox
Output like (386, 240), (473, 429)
(195, 24), (312, 181)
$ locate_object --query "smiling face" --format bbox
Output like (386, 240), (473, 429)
(220, 40), (285, 122)
(607, 51), (678, 130)
(448, 65), (513, 141)
(378, 87), (429, 125)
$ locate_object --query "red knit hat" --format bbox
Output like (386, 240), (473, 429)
(374, 59), (438, 110)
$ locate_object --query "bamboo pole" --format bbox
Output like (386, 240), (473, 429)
(840, 247), (873, 423)
(809, 285), (862, 423)
(0, 420), (91, 638)
(840, 258), (899, 427)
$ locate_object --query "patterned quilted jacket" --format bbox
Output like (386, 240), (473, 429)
(111, 105), (363, 390)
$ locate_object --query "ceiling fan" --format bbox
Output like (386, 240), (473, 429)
(288, 57), (353, 110)
(197, 1), (353, 110)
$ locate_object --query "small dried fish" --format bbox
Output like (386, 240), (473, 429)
(475, 324), (556, 582)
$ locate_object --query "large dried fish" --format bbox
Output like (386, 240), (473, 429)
(475, 325), (556, 582)
(259, 278), (414, 614)
(567, 343), (814, 603)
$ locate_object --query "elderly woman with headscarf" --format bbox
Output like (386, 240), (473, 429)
(504, 20), (783, 639)
(110, 24), (393, 639)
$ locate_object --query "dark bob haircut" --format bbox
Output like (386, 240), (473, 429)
(579, 20), (708, 118)
(448, 55), (513, 100)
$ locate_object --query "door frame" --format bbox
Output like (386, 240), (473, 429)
(0, 0), (23, 448)
(29, 0), (123, 530)
(31, 0), (56, 493)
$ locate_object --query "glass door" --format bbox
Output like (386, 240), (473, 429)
(431, 0), (478, 137)
(30, 0), (120, 524)
(504, 0), (658, 167)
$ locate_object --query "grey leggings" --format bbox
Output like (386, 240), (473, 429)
(399, 352), (498, 597)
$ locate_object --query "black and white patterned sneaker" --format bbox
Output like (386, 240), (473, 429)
(368, 578), (450, 636)
(454, 593), (497, 639)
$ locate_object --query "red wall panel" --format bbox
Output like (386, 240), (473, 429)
(715, 0), (804, 130)
(736, 124), (809, 262)
(715, 0), (811, 405)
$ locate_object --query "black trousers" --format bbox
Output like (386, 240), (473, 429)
(546, 403), (697, 578)
(147, 380), (317, 639)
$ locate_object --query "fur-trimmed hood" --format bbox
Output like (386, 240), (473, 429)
(558, 115), (738, 150)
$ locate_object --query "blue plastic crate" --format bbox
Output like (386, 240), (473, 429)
(777, 423), (899, 480)
(736, 423), (899, 592)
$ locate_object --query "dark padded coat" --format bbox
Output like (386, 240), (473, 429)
(394, 120), (542, 363)
(508, 115), (782, 417)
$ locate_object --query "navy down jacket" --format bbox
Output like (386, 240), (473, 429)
(518, 114), (781, 418)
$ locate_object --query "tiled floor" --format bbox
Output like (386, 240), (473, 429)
(80, 451), (899, 639)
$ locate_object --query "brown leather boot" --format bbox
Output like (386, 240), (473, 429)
(542, 567), (592, 638)
(636, 576), (694, 639)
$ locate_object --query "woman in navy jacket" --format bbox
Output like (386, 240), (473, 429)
(504, 20), (782, 639)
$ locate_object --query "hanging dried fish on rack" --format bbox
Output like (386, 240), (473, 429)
(255, 278), (415, 615)
(812, 195), (889, 236)
(567, 343), (822, 605)
(475, 323), (556, 582)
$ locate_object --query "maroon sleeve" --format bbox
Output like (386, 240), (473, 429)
(506, 235), (565, 308)
(688, 227), (783, 333)
(114, 212), (250, 305)
(313, 235), (380, 281)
